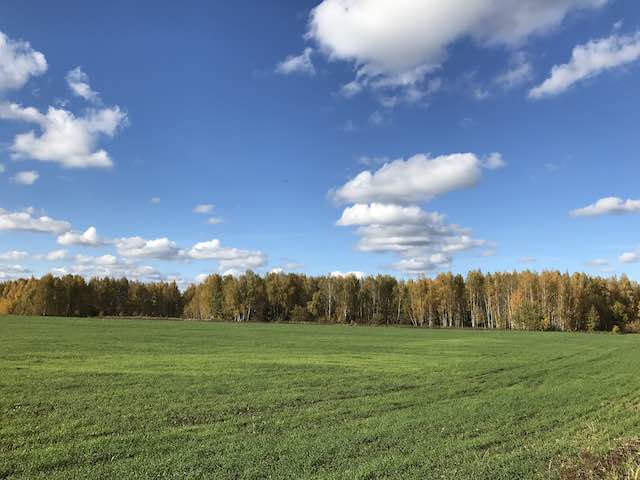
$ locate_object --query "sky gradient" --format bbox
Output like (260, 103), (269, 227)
(1, 0), (639, 286)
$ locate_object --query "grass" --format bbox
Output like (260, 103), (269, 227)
(1, 316), (639, 479)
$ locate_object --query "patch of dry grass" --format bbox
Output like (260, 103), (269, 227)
(561, 439), (640, 480)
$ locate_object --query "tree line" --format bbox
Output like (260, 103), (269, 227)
(0, 275), (182, 318)
(1, 270), (640, 332)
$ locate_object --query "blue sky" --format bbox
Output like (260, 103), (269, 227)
(1, 0), (639, 285)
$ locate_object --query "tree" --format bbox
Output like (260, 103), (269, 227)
(586, 306), (600, 332)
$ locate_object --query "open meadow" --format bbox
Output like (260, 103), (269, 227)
(1, 316), (639, 479)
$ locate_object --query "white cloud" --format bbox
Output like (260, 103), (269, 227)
(352, 222), (484, 255)
(108, 233), (268, 272)
(495, 52), (533, 89)
(0, 164), (5, 174)
(94, 254), (118, 266)
(307, 0), (606, 99)
(337, 203), (442, 226)
(11, 170), (39, 185)
(66, 67), (100, 103)
(586, 258), (609, 266)
(195, 273), (210, 283)
(0, 264), (31, 281)
(331, 271), (365, 279)
(51, 254), (165, 282)
(530, 30), (640, 99)
(270, 260), (304, 274)
(0, 207), (71, 234)
(115, 236), (182, 260)
(187, 239), (267, 271)
(482, 152), (507, 170)
(332, 150), (499, 273)
(276, 47), (315, 75)
(570, 197), (640, 217)
(150, 197), (161, 204)
(193, 204), (215, 214)
(0, 102), (127, 168)
(46, 249), (67, 261)
(206, 217), (223, 225)
(619, 249), (640, 264)
(336, 203), (485, 273)
(518, 256), (537, 264)
(333, 153), (494, 204)
(390, 254), (450, 273)
(0, 30), (47, 92)
(57, 226), (107, 246)
(0, 250), (29, 261)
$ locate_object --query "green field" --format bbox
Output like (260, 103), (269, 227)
(1, 316), (639, 479)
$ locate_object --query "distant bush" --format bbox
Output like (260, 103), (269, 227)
(624, 320), (640, 334)
(290, 305), (309, 323)
(612, 325), (622, 335)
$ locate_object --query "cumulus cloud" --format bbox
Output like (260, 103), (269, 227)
(570, 197), (640, 217)
(46, 249), (68, 261)
(0, 102), (127, 168)
(530, 30), (640, 99)
(109, 234), (268, 273)
(332, 149), (500, 273)
(332, 153), (500, 204)
(276, 47), (315, 75)
(0, 207), (71, 234)
(307, 0), (606, 100)
(51, 254), (165, 282)
(337, 203), (485, 273)
(0, 264), (31, 281)
(337, 203), (442, 226)
(66, 67), (100, 103)
(11, 170), (39, 185)
(187, 239), (267, 271)
(194, 273), (210, 284)
(193, 204), (215, 214)
(57, 226), (107, 246)
(353, 220), (484, 255)
(619, 249), (640, 264)
(115, 237), (182, 260)
(390, 254), (451, 273)
(0, 30), (47, 92)
(0, 250), (29, 261)
(482, 153), (507, 170)
(269, 260), (304, 274)
(331, 271), (365, 279)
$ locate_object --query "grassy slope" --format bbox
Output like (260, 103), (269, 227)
(1, 316), (639, 480)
